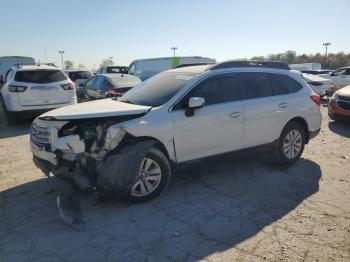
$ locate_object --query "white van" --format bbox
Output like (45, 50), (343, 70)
(128, 56), (216, 81)
(0, 56), (35, 83)
(289, 63), (322, 71)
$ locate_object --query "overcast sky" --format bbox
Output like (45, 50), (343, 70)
(1, 0), (349, 69)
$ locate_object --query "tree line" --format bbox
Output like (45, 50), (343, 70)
(250, 50), (350, 69)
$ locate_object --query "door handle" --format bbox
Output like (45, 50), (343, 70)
(278, 102), (288, 109)
(229, 111), (242, 118)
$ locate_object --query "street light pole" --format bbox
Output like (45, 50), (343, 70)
(171, 47), (178, 57)
(109, 56), (114, 65)
(58, 50), (65, 69)
(323, 42), (331, 66)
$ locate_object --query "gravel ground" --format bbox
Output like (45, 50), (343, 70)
(0, 106), (349, 262)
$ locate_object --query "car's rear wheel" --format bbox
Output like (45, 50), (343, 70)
(275, 122), (306, 165)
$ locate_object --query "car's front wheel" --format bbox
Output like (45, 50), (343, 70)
(275, 122), (306, 165)
(97, 141), (171, 203)
(129, 148), (171, 203)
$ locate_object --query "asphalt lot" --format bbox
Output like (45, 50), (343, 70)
(0, 106), (349, 262)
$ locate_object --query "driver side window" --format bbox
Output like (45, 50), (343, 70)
(85, 77), (95, 87)
(333, 69), (346, 76)
(128, 63), (136, 75)
(180, 75), (239, 109)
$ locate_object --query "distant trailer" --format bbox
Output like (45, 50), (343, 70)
(289, 63), (322, 71)
(0, 56), (35, 82)
(128, 56), (216, 81)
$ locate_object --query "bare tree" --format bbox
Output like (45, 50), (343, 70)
(64, 60), (74, 69)
(99, 58), (114, 67)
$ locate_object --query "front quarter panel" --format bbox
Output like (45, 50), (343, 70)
(111, 107), (176, 162)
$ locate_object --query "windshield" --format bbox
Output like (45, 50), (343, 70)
(119, 72), (197, 106)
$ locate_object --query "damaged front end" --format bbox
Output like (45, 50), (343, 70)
(30, 114), (143, 226)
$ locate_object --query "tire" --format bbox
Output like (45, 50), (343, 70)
(129, 147), (171, 203)
(97, 141), (171, 203)
(275, 122), (306, 165)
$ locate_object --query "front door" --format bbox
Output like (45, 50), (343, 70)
(172, 74), (244, 163)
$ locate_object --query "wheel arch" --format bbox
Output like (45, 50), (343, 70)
(285, 117), (310, 143)
(122, 136), (174, 164)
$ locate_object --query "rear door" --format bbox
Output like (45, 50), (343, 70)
(15, 70), (73, 106)
(86, 76), (103, 99)
(172, 74), (244, 163)
(239, 72), (292, 148)
(98, 77), (114, 98)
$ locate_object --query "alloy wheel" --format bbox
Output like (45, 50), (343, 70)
(131, 157), (162, 197)
(283, 130), (303, 159)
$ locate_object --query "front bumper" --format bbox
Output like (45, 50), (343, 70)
(328, 99), (350, 121)
(30, 141), (57, 165)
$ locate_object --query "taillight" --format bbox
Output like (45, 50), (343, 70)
(310, 94), (321, 106)
(308, 81), (323, 86)
(106, 89), (124, 96)
(8, 85), (27, 92)
(61, 83), (73, 90)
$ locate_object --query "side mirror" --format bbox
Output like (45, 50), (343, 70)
(79, 82), (85, 87)
(189, 97), (205, 108)
(185, 97), (205, 117)
(330, 72), (335, 76)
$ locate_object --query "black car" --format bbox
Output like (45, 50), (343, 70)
(78, 73), (141, 101)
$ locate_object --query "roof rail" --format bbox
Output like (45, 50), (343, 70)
(209, 60), (290, 70)
(173, 62), (215, 69)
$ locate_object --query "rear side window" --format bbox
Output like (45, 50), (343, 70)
(15, 70), (67, 83)
(270, 74), (303, 94)
(239, 73), (272, 99)
(189, 76), (239, 106)
(106, 67), (128, 74)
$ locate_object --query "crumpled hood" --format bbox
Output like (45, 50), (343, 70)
(337, 85), (350, 96)
(39, 99), (151, 120)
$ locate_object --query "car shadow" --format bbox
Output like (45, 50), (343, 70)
(328, 120), (350, 138)
(0, 153), (321, 261)
(0, 109), (32, 139)
(0, 119), (31, 139)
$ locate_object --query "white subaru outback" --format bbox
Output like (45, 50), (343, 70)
(1, 64), (77, 124)
(30, 61), (322, 203)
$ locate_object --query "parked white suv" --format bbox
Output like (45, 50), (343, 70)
(1, 65), (77, 124)
(30, 61), (322, 203)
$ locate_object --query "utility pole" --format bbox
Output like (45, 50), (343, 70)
(323, 42), (331, 66)
(58, 50), (65, 69)
(171, 47), (178, 57)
